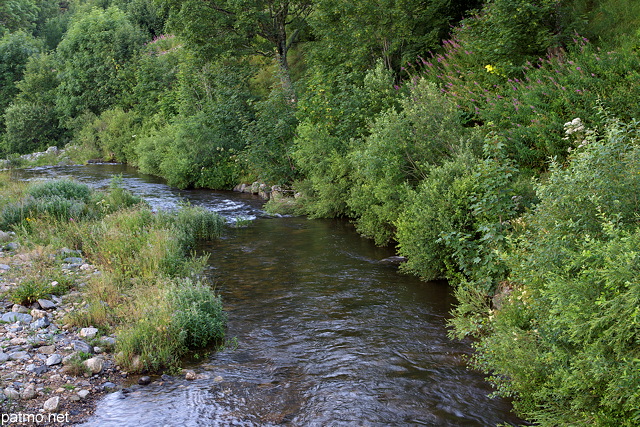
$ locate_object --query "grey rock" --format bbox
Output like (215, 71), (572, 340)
(0, 231), (13, 242)
(37, 299), (56, 310)
(1, 312), (32, 324)
(12, 304), (29, 313)
(138, 376), (151, 385)
(0, 352), (9, 363)
(33, 365), (48, 375)
(9, 351), (29, 361)
(4, 242), (18, 251)
(103, 382), (117, 392)
(62, 352), (78, 364)
(43, 396), (60, 412)
(20, 384), (37, 400)
(83, 357), (103, 374)
(77, 389), (90, 399)
(63, 257), (84, 264)
(0, 264), (9, 271)
(30, 317), (50, 330)
(80, 327), (99, 340)
(3, 387), (19, 400)
(72, 340), (93, 354)
(99, 336), (116, 346)
(46, 354), (63, 366)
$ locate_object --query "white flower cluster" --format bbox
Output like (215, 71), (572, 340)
(564, 117), (589, 152)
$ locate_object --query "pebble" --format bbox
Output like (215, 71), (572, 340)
(80, 327), (99, 340)
(77, 389), (90, 399)
(38, 299), (57, 309)
(46, 354), (63, 366)
(103, 382), (117, 392)
(184, 370), (197, 380)
(138, 376), (151, 385)
(43, 396), (60, 412)
(38, 345), (56, 354)
(20, 384), (37, 400)
(83, 357), (104, 374)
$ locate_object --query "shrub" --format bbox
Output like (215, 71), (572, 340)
(348, 79), (477, 245)
(10, 279), (51, 305)
(471, 118), (640, 425)
(168, 279), (226, 348)
(170, 204), (225, 249)
(395, 149), (478, 281)
(116, 278), (226, 372)
(27, 179), (91, 203)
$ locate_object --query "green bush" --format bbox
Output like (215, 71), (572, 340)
(116, 278), (226, 372)
(168, 279), (226, 348)
(292, 63), (400, 218)
(10, 279), (51, 305)
(27, 179), (91, 203)
(395, 149), (479, 281)
(471, 118), (640, 425)
(170, 204), (225, 249)
(348, 79), (476, 245)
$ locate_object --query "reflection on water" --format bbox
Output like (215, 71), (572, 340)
(14, 166), (520, 426)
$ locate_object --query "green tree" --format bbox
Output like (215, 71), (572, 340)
(308, 0), (481, 74)
(348, 79), (474, 245)
(0, 30), (42, 139)
(4, 52), (64, 154)
(162, 0), (311, 100)
(0, 0), (39, 35)
(55, 6), (144, 118)
(472, 118), (640, 425)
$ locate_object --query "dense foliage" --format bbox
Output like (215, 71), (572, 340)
(1, 0), (639, 423)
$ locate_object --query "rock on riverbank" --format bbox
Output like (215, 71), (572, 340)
(0, 241), (126, 425)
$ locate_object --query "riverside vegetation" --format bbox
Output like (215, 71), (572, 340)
(1, 0), (640, 425)
(0, 175), (227, 375)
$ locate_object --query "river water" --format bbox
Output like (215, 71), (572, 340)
(16, 165), (521, 426)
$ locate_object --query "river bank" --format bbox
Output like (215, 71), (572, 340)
(0, 174), (228, 425)
(0, 239), (122, 424)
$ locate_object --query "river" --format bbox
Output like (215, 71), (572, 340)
(16, 165), (521, 426)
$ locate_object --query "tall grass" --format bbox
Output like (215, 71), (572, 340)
(0, 175), (227, 373)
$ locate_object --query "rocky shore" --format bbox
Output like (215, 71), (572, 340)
(0, 234), (123, 425)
